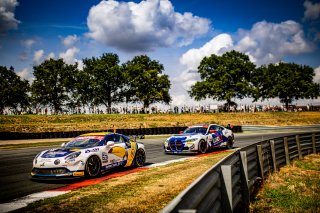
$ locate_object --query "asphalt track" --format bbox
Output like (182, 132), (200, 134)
(0, 131), (312, 203)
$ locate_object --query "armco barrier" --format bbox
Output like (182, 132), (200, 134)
(162, 131), (320, 213)
(0, 126), (242, 140)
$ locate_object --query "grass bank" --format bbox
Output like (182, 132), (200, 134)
(1, 112), (320, 133)
(17, 151), (232, 213)
(250, 154), (320, 212)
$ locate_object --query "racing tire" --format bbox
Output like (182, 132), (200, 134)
(226, 137), (233, 149)
(85, 155), (101, 178)
(198, 140), (207, 154)
(134, 148), (146, 167)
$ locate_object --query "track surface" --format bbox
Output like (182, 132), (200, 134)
(0, 131), (308, 203)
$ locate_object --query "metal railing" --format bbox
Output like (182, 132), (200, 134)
(162, 131), (320, 213)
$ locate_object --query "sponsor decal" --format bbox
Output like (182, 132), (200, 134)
(85, 148), (100, 153)
(125, 142), (137, 167)
(54, 159), (60, 165)
(102, 152), (108, 161)
(73, 171), (85, 176)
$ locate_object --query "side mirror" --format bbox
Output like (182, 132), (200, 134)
(106, 141), (115, 147)
(61, 143), (65, 147)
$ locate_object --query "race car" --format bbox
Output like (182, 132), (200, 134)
(31, 132), (146, 179)
(164, 124), (234, 154)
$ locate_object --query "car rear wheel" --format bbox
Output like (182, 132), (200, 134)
(198, 140), (207, 154)
(134, 148), (146, 167)
(226, 137), (233, 149)
(85, 155), (101, 178)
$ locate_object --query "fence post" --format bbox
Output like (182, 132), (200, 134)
(270, 140), (277, 172)
(256, 145), (264, 181)
(312, 133), (316, 154)
(221, 165), (233, 213)
(240, 151), (250, 211)
(284, 137), (290, 165)
(296, 135), (302, 159)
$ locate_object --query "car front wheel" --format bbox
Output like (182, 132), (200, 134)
(134, 148), (146, 167)
(85, 155), (101, 178)
(226, 137), (233, 149)
(198, 140), (207, 154)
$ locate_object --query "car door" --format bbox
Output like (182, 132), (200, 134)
(208, 125), (224, 145)
(107, 134), (128, 166)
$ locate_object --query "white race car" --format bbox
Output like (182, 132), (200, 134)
(31, 132), (146, 179)
(164, 124), (234, 154)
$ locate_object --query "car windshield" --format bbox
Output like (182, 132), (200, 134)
(183, 127), (207, 134)
(64, 137), (103, 149)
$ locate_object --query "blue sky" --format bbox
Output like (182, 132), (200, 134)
(0, 0), (319, 106)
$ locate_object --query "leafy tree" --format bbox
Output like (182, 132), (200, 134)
(0, 66), (30, 114)
(189, 50), (255, 109)
(253, 62), (320, 109)
(31, 59), (78, 114)
(123, 55), (171, 108)
(82, 53), (124, 113)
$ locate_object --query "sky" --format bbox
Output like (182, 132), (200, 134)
(0, 0), (320, 107)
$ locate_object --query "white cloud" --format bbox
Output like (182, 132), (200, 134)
(0, 0), (20, 33)
(86, 0), (210, 52)
(180, 34), (233, 70)
(33, 49), (44, 65)
(303, 0), (320, 21)
(62, 34), (79, 47)
(59, 47), (80, 64)
(17, 68), (33, 82)
(21, 39), (36, 49)
(314, 66), (320, 83)
(235, 20), (313, 65)
(174, 34), (233, 91)
(46, 52), (55, 60)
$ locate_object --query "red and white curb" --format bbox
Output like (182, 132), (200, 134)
(0, 191), (69, 213)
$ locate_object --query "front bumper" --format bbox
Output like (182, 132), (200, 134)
(31, 167), (85, 179)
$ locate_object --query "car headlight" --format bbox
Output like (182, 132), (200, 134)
(65, 152), (81, 163)
(164, 139), (168, 146)
(185, 138), (197, 143)
(34, 152), (41, 164)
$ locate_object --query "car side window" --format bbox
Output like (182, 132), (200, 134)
(103, 135), (113, 145)
(209, 125), (218, 131)
(113, 134), (121, 143)
(121, 135), (131, 148)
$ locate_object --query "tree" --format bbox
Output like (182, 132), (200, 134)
(253, 62), (320, 109)
(123, 55), (171, 108)
(82, 53), (124, 113)
(189, 50), (255, 109)
(0, 66), (30, 114)
(31, 58), (78, 114)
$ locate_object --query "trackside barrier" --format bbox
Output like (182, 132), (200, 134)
(162, 131), (320, 213)
(0, 126), (243, 140)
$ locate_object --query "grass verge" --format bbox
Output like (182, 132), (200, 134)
(250, 154), (320, 213)
(1, 112), (320, 133)
(0, 141), (66, 150)
(16, 151), (232, 213)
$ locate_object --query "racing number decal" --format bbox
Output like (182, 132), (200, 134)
(124, 142), (137, 167)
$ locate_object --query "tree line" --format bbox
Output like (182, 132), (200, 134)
(1, 51), (319, 114)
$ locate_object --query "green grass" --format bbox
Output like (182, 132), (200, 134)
(250, 154), (320, 213)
